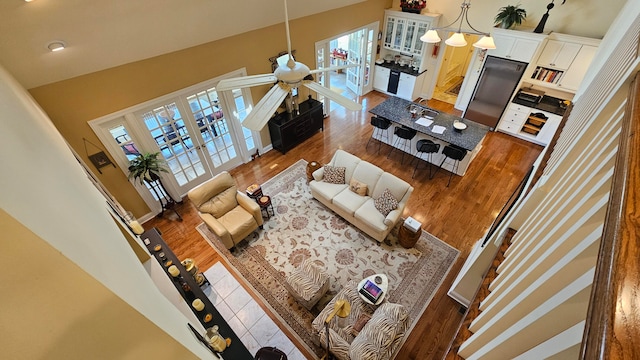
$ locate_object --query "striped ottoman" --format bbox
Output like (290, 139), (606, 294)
(286, 259), (330, 311)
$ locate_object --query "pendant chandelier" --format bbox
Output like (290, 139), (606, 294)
(420, 0), (496, 49)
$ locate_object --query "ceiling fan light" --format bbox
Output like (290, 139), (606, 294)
(445, 33), (467, 47)
(420, 29), (441, 43)
(473, 36), (496, 50)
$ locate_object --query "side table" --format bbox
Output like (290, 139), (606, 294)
(246, 183), (263, 201)
(306, 161), (322, 183)
(398, 218), (422, 248)
(357, 273), (388, 305)
(258, 196), (274, 219)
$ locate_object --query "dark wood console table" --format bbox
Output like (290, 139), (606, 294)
(141, 228), (253, 359)
(268, 97), (324, 154)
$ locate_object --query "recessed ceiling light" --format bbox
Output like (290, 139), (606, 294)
(47, 41), (66, 52)
(24, 0), (35, 2)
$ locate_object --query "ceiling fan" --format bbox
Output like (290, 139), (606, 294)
(216, 0), (363, 131)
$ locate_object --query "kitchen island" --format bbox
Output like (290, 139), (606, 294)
(370, 96), (490, 176)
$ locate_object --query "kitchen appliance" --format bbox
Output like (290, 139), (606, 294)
(387, 70), (401, 94)
(464, 56), (528, 129)
(515, 88), (545, 103)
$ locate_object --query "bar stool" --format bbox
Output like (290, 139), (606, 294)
(387, 126), (417, 164)
(366, 116), (392, 153)
(434, 144), (468, 187)
(413, 139), (440, 179)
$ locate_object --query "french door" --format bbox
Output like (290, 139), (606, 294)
(90, 71), (260, 211)
(315, 22), (378, 113)
(346, 28), (375, 95)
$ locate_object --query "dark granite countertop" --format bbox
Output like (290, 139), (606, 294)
(375, 62), (424, 77)
(369, 96), (490, 151)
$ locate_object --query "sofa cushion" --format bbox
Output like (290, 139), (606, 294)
(310, 181), (348, 205)
(374, 189), (398, 216)
(330, 149), (361, 183)
(354, 200), (388, 233)
(349, 303), (408, 360)
(371, 172), (411, 204)
(349, 178), (368, 196)
(324, 165), (346, 184)
(217, 205), (257, 236)
(199, 186), (238, 218)
(351, 161), (384, 192)
(333, 188), (369, 215)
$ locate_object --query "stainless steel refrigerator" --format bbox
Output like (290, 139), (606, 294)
(463, 56), (527, 129)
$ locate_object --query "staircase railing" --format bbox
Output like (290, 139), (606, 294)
(581, 72), (640, 359)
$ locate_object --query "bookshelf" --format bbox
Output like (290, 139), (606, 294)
(531, 66), (564, 85)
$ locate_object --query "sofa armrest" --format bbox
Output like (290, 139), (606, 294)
(383, 208), (402, 227)
(312, 167), (325, 181)
(384, 185), (413, 227)
(236, 191), (263, 226)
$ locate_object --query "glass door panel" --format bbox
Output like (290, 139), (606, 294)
(346, 29), (363, 94)
(138, 102), (209, 193)
(403, 20), (416, 53)
(186, 88), (241, 172)
(384, 17), (395, 48)
(414, 22), (429, 54)
(231, 88), (258, 155)
(108, 123), (141, 161)
(362, 29), (374, 94)
(315, 43), (330, 113)
(393, 19), (405, 50)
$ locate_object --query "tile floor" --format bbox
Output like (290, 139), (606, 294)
(203, 262), (309, 360)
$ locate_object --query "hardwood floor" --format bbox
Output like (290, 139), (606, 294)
(145, 91), (543, 359)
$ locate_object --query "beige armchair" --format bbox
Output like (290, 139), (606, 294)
(312, 281), (409, 360)
(188, 171), (263, 249)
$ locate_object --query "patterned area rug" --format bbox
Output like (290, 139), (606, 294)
(197, 160), (459, 358)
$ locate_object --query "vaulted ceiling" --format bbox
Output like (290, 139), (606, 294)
(0, 0), (366, 89)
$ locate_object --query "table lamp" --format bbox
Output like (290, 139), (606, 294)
(322, 299), (351, 360)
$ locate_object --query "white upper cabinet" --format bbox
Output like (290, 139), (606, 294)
(536, 40), (582, 69)
(528, 34), (601, 92)
(557, 45), (598, 91)
(487, 29), (547, 63)
(383, 10), (440, 56)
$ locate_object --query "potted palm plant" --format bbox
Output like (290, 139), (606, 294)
(128, 152), (182, 220)
(127, 151), (168, 184)
(494, 5), (527, 29)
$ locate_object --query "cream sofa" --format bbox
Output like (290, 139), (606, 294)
(309, 150), (413, 242)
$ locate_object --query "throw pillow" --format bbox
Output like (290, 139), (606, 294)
(374, 188), (398, 217)
(349, 178), (368, 196)
(350, 313), (372, 337)
(324, 165), (346, 184)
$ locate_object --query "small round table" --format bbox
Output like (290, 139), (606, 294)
(398, 224), (421, 248)
(258, 196), (274, 219)
(306, 161), (322, 183)
(357, 273), (389, 305)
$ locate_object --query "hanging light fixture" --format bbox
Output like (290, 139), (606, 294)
(420, 0), (496, 50)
